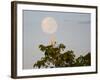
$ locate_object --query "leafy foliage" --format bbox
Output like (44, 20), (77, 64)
(75, 52), (91, 66)
(33, 43), (91, 68)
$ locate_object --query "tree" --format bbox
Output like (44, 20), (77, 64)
(33, 43), (75, 68)
(33, 43), (91, 68)
(75, 52), (91, 66)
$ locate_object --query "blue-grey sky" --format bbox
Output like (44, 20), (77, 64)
(23, 10), (91, 69)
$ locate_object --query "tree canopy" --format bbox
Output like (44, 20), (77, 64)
(33, 43), (91, 68)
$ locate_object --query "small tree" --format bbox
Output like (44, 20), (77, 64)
(75, 52), (91, 66)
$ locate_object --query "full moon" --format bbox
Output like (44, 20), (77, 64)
(41, 17), (58, 34)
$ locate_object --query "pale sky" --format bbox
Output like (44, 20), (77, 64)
(23, 10), (91, 69)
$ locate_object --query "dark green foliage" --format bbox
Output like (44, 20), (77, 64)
(33, 43), (91, 68)
(75, 52), (91, 66)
